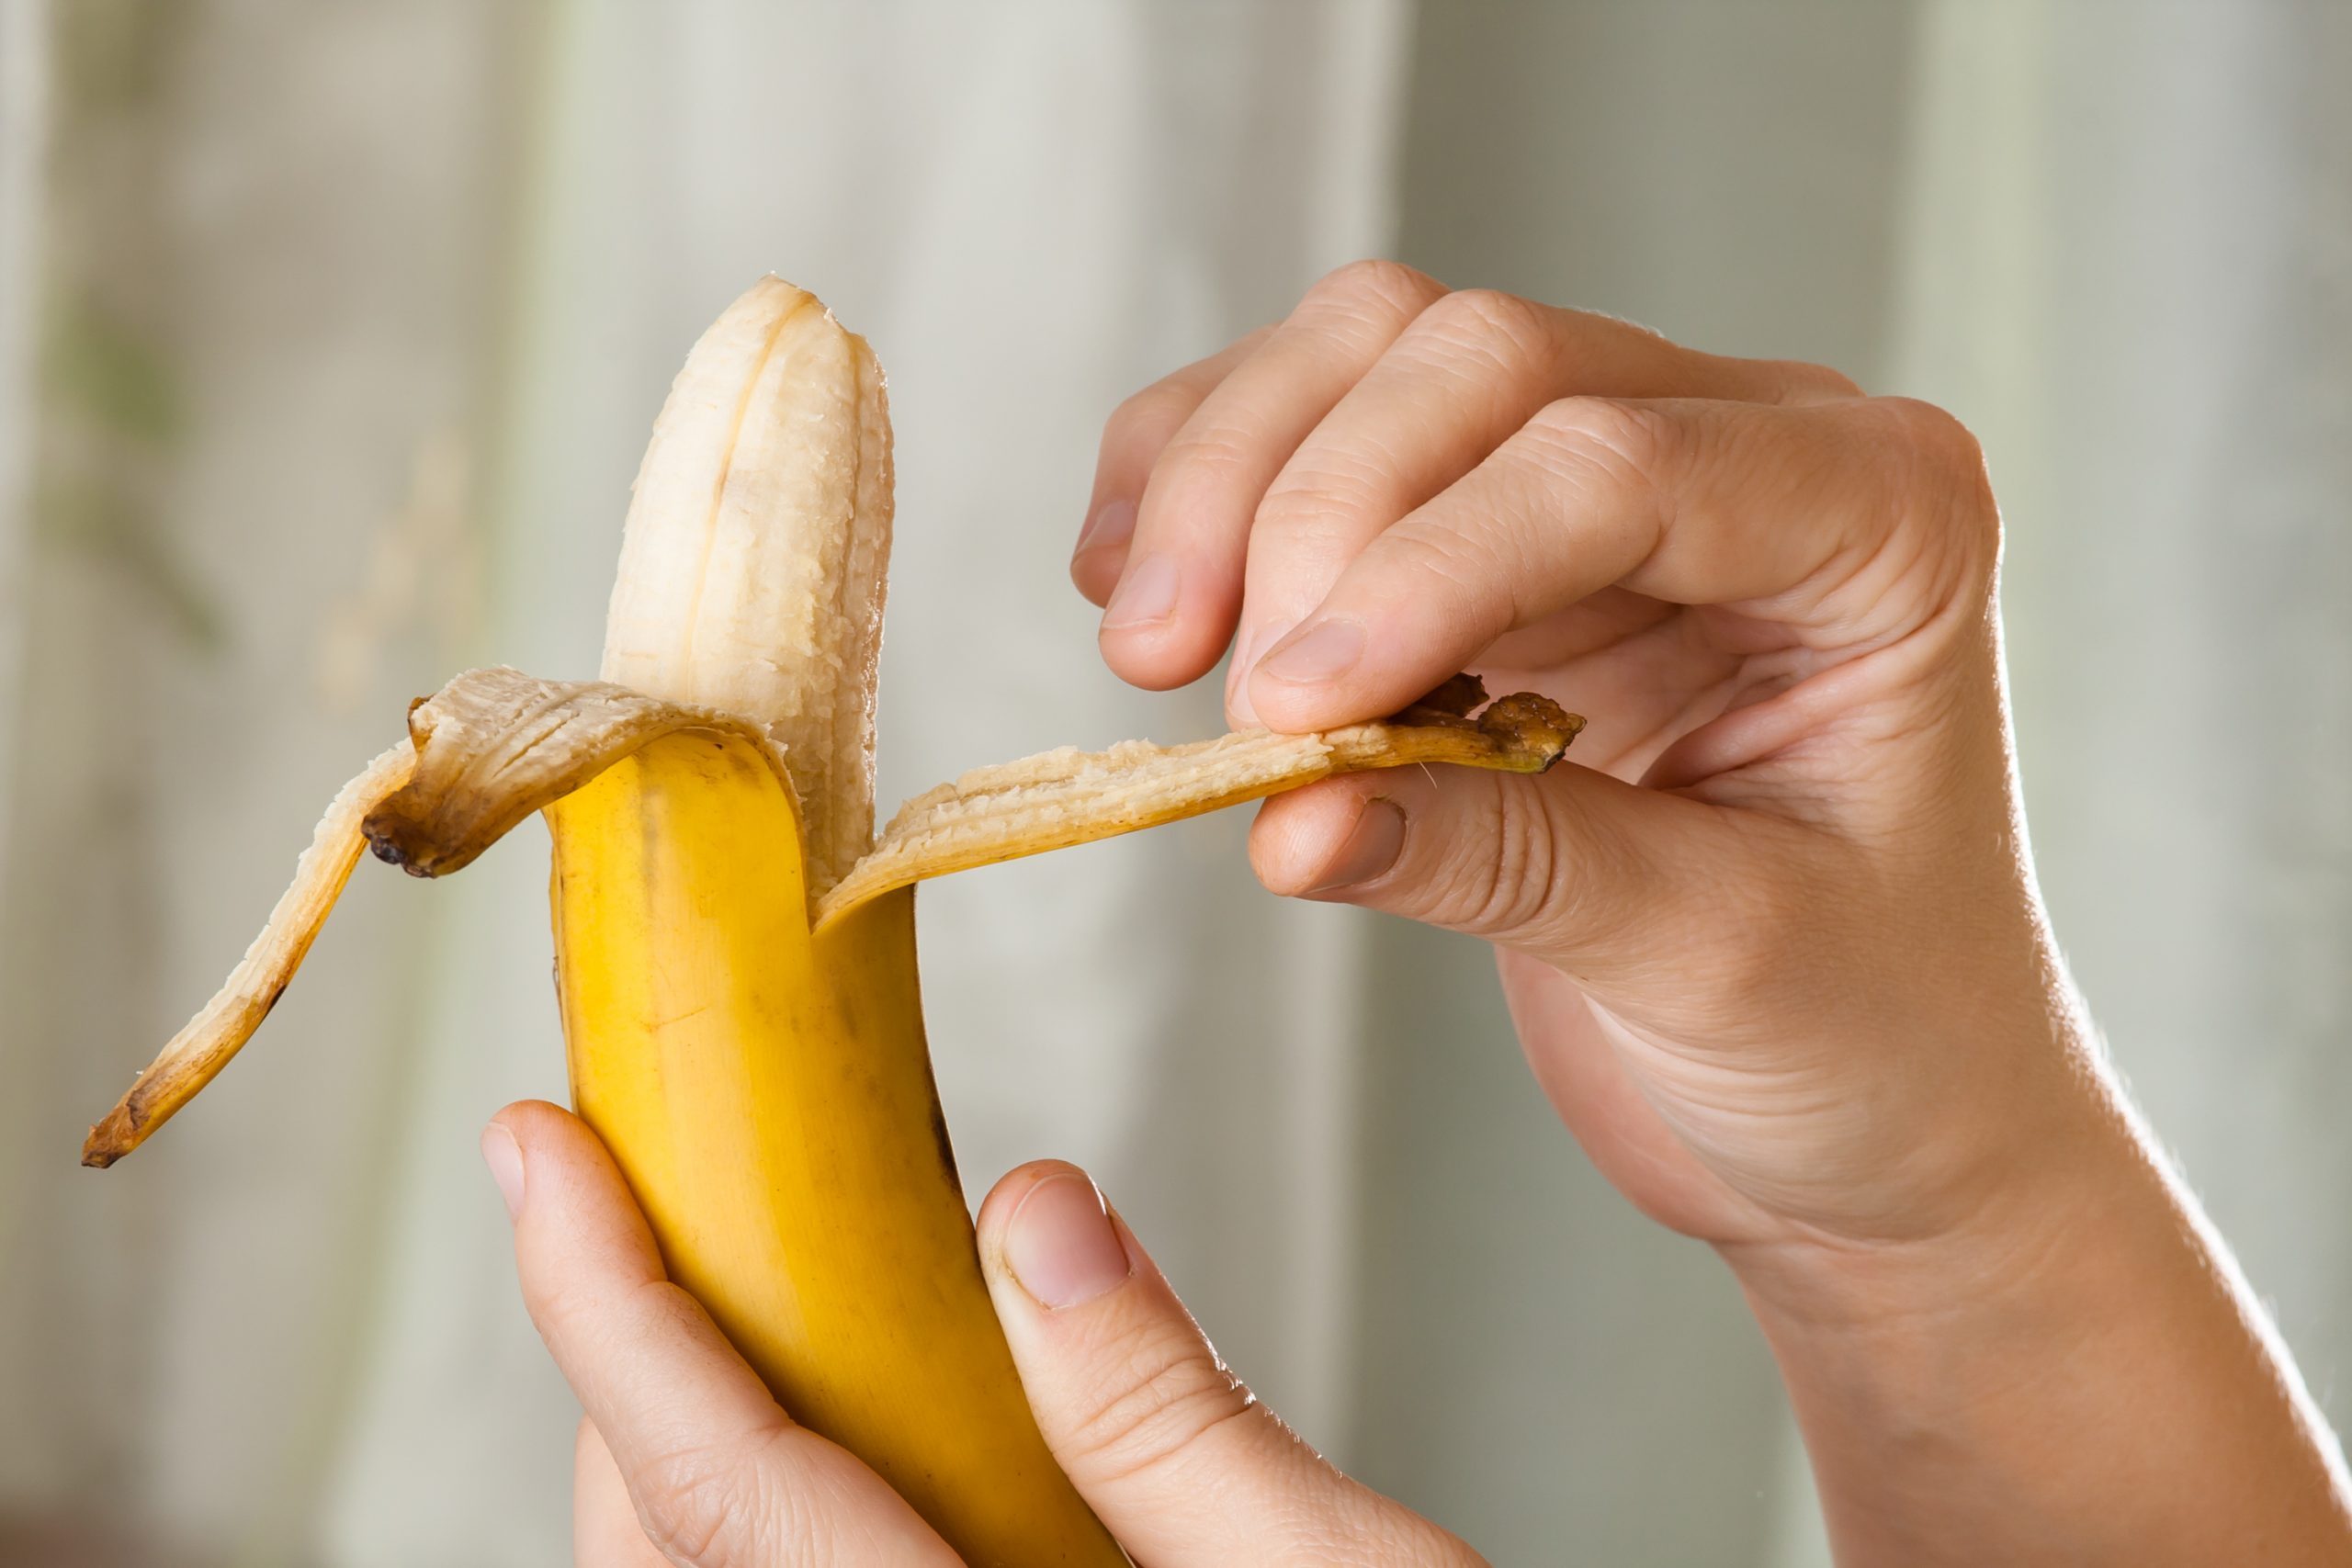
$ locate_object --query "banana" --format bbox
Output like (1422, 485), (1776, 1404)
(82, 278), (1579, 1562)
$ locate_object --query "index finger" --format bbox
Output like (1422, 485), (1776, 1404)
(1221, 293), (1861, 719)
(491, 1101), (956, 1567)
(1245, 394), (1997, 733)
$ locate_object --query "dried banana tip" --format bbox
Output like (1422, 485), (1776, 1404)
(82, 1114), (132, 1168)
(1474, 691), (1584, 764)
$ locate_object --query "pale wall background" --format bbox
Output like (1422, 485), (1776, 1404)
(0, 3), (2346, 1565)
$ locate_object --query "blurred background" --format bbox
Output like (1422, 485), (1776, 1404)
(1, 1), (2346, 1563)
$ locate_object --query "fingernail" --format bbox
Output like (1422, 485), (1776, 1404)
(481, 1123), (525, 1222)
(1073, 498), (1137, 558)
(1257, 617), (1364, 685)
(1004, 1171), (1132, 1309)
(1226, 617), (1296, 727)
(1306, 797), (1407, 894)
(1101, 554), (1179, 630)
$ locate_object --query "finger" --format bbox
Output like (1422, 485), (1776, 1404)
(1228, 294), (1858, 721)
(1250, 747), (1834, 1053)
(1096, 258), (1448, 691)
(574, 1418), (674, 1568)
(488, 1102), (956, 1567)
(977, 1161), (1482, 1566)
(1073, 325), (1272, 604)
(1247, 394), (1996, 734)
(1250, 761), (1731, 1006)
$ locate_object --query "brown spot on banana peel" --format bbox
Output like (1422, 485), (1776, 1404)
(82, 665), (1579, 1167)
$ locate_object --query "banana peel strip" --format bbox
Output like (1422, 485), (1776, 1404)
(79, 740), (417, 1168)
(84, 666), (1580, 1168)
(816, 682), (1581, 927)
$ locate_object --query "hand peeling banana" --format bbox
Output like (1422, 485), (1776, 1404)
(80, 276), (1580, 1562)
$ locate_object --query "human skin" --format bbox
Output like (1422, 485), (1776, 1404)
(490, 261), (2352, 1565)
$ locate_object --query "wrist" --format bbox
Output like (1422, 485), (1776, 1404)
(1719, 1062), (2352, 1563)
(1717, 1060), (2150, 1336)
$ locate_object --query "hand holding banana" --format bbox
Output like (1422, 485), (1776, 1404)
(494, 1103), (1481, 1567)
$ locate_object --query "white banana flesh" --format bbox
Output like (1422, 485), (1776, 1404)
(601, 276), (892, 891)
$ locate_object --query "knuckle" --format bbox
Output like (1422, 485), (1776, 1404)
(632, 1438), (744, 1563)
(637, 1422), (809, 1568)
(1526, 394), (1663, 464)
(619, 1281), (716, 1360)
(1258, 443), (1394, 532)
(1878, 394), (1980, 469)
(1247, 497), (1362, 578)
(1522, 395), (1671, 499)
(1305, 256), (1442, 321)
(1057, 1316), (1258, 1491)
(1874, 396), (2002, 569)
(1412, 287), (1554, 367)
(1154, 422), (1259, 487)
(1108, 378), (1206, 448)
(1374, 522), (1515, 625)
(1770, 356), (1866, 400)
(526, 1271), (615, 1354)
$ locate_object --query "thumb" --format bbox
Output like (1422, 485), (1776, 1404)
(977, 1163), (1481, 1567)
(1248, 760), (1788, 1009)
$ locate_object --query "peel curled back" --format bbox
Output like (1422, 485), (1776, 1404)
(79, 741), (414, 1168)
(82, 665), (1579, 1168)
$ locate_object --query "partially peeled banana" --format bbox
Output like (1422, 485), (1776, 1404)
(84, 277), (1578, 1562)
